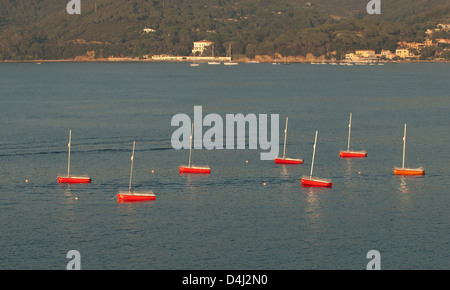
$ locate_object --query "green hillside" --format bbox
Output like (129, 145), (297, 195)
(311, 0), (449, 22)
(0, 0), (448, 60)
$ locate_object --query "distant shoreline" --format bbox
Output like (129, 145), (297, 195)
(0, 58), (449, 64)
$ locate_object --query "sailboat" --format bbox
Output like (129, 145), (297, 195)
(272, 54), (281, 65)
(339, 113), (367, 158)
(301, 131), (332, 187)
(179, 123), (211, 174)
(208, 46), (221, 65)
(274, 117), (303, 164)
(57, 130), (91, 183)
(224, 43), (238, 65)
(393, 124), (425, 175)
(117, 141), (156, 202)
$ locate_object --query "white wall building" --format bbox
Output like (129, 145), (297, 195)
(381, 50), (396, 59)
(192, 40), (213, 55)
(143, 27), (156, 33)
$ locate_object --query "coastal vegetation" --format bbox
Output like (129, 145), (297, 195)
(0, 0), (449, 60)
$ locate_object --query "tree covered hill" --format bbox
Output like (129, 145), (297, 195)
(0, 0), (449, 60)
(311, 0), (449, 22)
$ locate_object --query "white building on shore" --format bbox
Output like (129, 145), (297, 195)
(192, 40), (214, 55)
(381, 50), (396, 59)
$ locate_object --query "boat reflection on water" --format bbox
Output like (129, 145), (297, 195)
(280, 165), (289, 177)
(303, 187), (327, 235)
(399, 176), (409, 194)
(396, 176), (412, 210)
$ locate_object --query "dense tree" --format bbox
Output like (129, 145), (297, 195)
(0, 0), (448, 60)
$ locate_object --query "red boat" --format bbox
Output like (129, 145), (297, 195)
(275, 157), (303, 164)
(393, 124), (425, 176)
(301, 175), (333, 187)
(274, 117), (303, 164)
(301, 130), (332, 187)
(58, 130), (91, 184)
(179, 165), (211, 174)
(179, 123), (211, 174)
(117, 141), (156, 202)
(393, 167), (425, 175)
(339, 150), (367, 158)
(117, 190), (156, 202)
(339, 113), (367, 158)
(58, 176), (91, 183)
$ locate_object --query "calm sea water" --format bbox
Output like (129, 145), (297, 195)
(0, 62), (448, 270)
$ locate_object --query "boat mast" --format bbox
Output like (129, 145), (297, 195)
(347, 113), (352, 151)
(402, 123), (406, 169)
(188, 123), (194, 168)
(67, 129), (71, 177)
(129, 141), (135, 192)
(283, 117), (288, 159)
(310, 130), (318, 177)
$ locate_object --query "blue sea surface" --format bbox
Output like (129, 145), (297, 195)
(0, 62), (449, 269)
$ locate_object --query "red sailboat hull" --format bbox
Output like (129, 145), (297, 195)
(58, 176), (91, 183)
(117, 194), (156, 202)
(393, 167), (425, 175)
(301, 176), (332, 187)
(179, 166), (211, 174)
(339, 150), (367, 158)
(117, 192), (156, 202)
(274, 157), (303, 164)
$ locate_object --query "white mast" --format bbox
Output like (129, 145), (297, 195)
(129, 141), (135, 192)
(67, 129), (71, 177)
(282, 117), (288, 159)
(310, 130), (318, 177)
(227, 43), (233, 62)
(402, 123), (407, 169)
(347, 113), (352, 151)
(188, 123), (194, 168)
